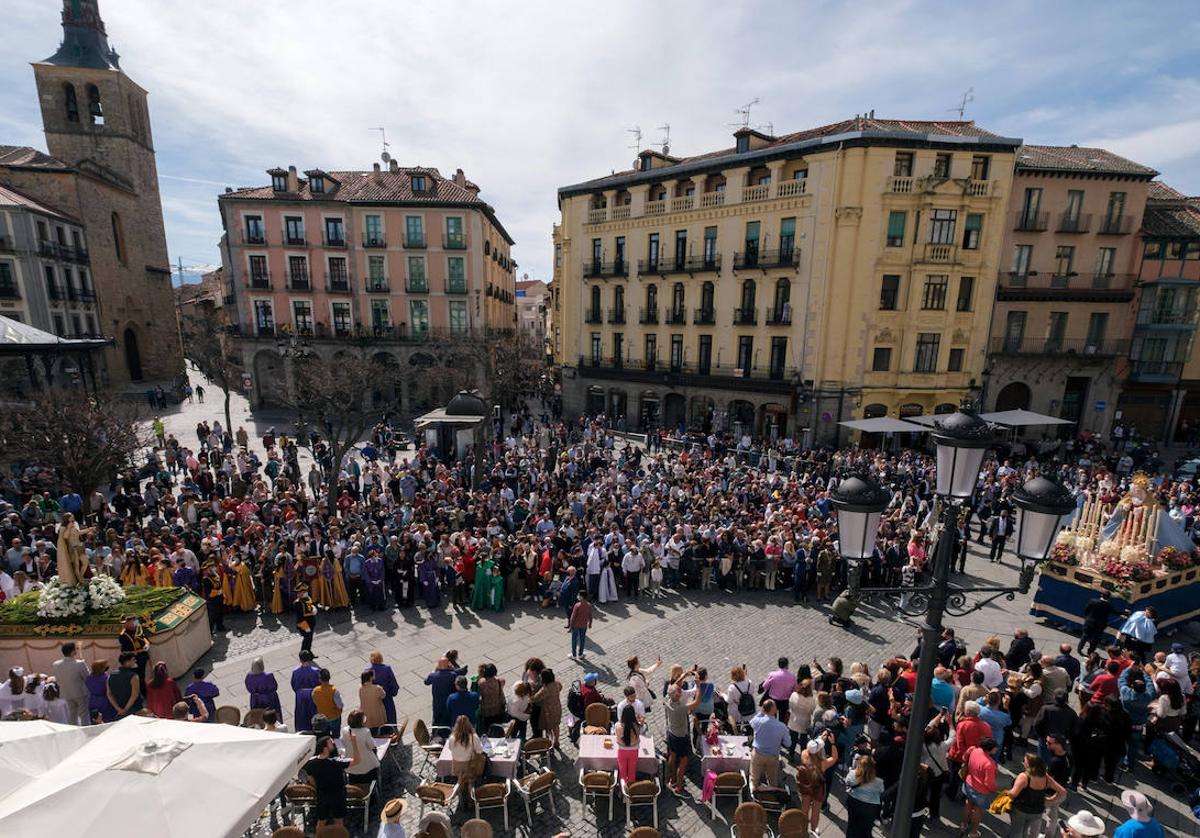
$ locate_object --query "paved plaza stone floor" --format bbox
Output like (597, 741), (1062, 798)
(152, 374), (1197, 836)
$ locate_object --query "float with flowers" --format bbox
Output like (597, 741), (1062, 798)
(1031, 473), (1200, 636)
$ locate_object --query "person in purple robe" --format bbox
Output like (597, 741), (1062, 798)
(244, 657), (282, 720)
(294, 686), (317, 732)
(418, 552), (441, 608)
(183, 668), (220, 722)
(369, 651), (400, 725)
(362, 551), (387, 610)
(172, 560), (199, 593)
(85, 660), (114, 723)
(290, 650), (321, 692)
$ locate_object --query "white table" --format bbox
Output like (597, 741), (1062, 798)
(699, 734), (752, 773)
(576, 734), (658, 775)
(435, 737), (522, 779)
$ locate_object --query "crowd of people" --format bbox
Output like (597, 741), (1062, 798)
(2, 396), (1199, 834)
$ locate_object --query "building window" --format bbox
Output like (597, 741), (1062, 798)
(590, 333), (602, 365)
(1096, 246), (1116, 278)
(736, 336), (753, 376)
(880, 275), (900, 310)
(1144, 240), (1164, 259)
(447, 257), (466, 292)
(1004, 311), (1026, 350)
(962, 214), (982, 250)
(674, 230), (687, 270)
(589, 285), (601, 321)
(644, 334), (657, 369)
(1047, 311), (1068, 351)
(409, 300), (429, 337)
(956, 276), (974, 312)
(85, 84), (103, 124)
(284, 216), (304, 245)
(1054, 245), (1075, 277)
(744, 221), (760, 261)
(292, 300), (313, 334)
(44, 265), (58, 298)
(670, 334), (683, 372)
(1186, 242), (1200, 261)
(1104, 191), (1126, 229)
(1167, 241), (1184, 260)
(614, 236), (626, 270)
(922, 275), (948, 310)
(1087, 312), (1108, 347)
(287, 255), (309, 288)
(405, 216), (425, 247)
(370, 299), (390, 330)
(886, 211), (906, 247)
(970, 155), (990, 180)
(332, 301), (352, 336)
(947, 348), (964, 372)
(248, 255), (268, 286)
(364, 215), (383, 246)
(933, 153), (952, 178)
(245, 215), (264, 244)
(449, 300), (468, 334)
(310, 176), (324, 194)
(1011, 244), (1033, 277)
(367, 255), (387, 290)
(446, 217), (464, 248)
(703, 226), (717, 265)
(701, 281), (714, 313)
(872, 347), (892, 371)
(53, 313), (65, 335)
(769, 336), (786, 379)
(928, 209), (957, 245)
(697, 335), (712, 375)
(893, 152), (913, 177)
(110, 212), (125, 264)
(253, 300), (274, 334)
(736, 134), (750, 154)
(914, 333), (940, 372)
(0, 262), (14, 295)
(271, 173), (287, 191)
(779, 217), (796, 258)
(1064, 190), (1084, 225)
(407, 256), (427, 292)
(328, 257), (348, 289)
(63, 83), (79, 122)
(412, 175), (427, 192)
(324, 217), (344, 246)
(740, 278), (756, 313)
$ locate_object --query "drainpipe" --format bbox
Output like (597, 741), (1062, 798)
(809, 141), (845, 447)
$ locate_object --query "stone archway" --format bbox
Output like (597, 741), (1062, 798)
(123, 326), (143, 381)
(371, 352), (400, 410)
(253, 349), (286, 407)
(663, 392), (686, 432)
(995, 382), (1032, 412)
(728, 399), (755, 439)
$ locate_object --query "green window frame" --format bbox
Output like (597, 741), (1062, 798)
(886, 211), (906, 247)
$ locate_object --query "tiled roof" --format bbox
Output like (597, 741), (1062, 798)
(1015, 144), (1157, 177)
(223, 166), (479, 205)
(1148, 181), (1187, 201)
(563, 117), (1017, 193)
(0, 182), (78, 223)
(0, 145), (72, 171)
(1143, 193), (1200, 239)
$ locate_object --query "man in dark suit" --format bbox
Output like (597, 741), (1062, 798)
(988, 511), (1012, 563)
(936, 628), (960, 668)
(1081, 590), (1117, 655)
(1007, 629), (1036, 670)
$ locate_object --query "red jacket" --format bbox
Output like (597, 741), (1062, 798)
(949, 717), (992, 761)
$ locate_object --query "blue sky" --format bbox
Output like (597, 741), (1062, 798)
(3, 0), (1198, 284)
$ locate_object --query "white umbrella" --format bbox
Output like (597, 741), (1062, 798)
(839, 417), (929, 433)
(0, 720), (99, 800)
(979, 409), (1073, 427)
(0, 716), (313, 838)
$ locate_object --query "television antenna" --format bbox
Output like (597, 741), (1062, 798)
(732, 98), (760, 129)
(657, 123), (671, 155)
(370, 127), (390, 160)
(949, 88), (974, 120)
(627, 125), (643, 154)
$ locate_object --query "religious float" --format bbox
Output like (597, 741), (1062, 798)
(1031, 473), (1200, 638)
(0, 516), (210, 678)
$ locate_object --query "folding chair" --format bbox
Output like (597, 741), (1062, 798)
(472, 780), (512, 831)
(412, 719), (446, 777)
(621, 777), (661, 830)
(415, 782), (459, 820)
(579, 769), (616, 821)
(708, 770), (748, 818)
(732, 800), (775, 838)
(514, 769), (558, 822)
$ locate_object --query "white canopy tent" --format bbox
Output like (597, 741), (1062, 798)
(839, 417), (929, 433)
(0, 716), (313, 838)
(0, 721), (101, 799)
(979, 409), (1074, 427)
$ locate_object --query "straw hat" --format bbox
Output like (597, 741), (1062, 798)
(381, 798), (407, 822)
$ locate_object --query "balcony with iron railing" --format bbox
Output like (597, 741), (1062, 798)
(997, 271), (1135, 302)
(37, 240), (60, 259)
(1130, 360), (1185, 382)
(76, 288), (96, 303)
(404, 233), (426, 249)
(322, 231), (346, 248)
(362, 235), (387, 248)
(1098, 215), (1134, 235)
(445, 279), (468, 294)
(326, 273), (352, 293)
(443, 234), (467, 250)
(242, 229), (266, 245)
(406, 276), (429, 294)
(1013, 210), (1049, 232)
(247, 271), (272, 290)
(990, 336), (1128, 357)
(284, 232), (307, 247)
(664, 308), (687, 325)
(693, 308), (715, 325)
(607, 307), (626, 324)
(47, 284), (65, 301)
(0, 236), (15, 253)
(365, 276), (390, 292)
(1057, 213), (1091, 233)
(585, 308), (603, 324)
(639, 307), (658, 325)
(286, 269), (311, 291)
(578, 356), (799, 392)
(765, 306), (792, 325)
(733, 307), (758, 325)
(583, 259), (628, 278)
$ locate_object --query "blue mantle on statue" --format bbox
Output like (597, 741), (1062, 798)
(1100, 505), (1196, 553)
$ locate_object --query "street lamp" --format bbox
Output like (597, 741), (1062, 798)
(1013, 475), (1077, 585)
(930, 410), (992, 498)
(828, 474), (890, 627)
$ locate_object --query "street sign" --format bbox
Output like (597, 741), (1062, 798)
(1094, 400), (1106, 412)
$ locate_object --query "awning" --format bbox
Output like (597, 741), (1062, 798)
(839, 417), (930, 433)
(979, 409), (1073, 427)
(0, 720), (99, 799)
(901, 414), (940, 427)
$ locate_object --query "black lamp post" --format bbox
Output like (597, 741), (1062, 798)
(829, 474), (891, 626)
(1012, 475), (1078, 588)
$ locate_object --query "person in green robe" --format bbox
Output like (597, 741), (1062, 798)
(471, 555), (496, 610)
(485, 563), (505, 612)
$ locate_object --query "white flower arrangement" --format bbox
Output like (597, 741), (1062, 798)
(1120, 545), (1148, 565)
(36, 575), (126, 619)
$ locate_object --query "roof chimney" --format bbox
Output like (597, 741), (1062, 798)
(287, 165), (299, 191)
(453, 168), (467, 187)
(389, 159), (399, 172)
(372, 162), (381, 173)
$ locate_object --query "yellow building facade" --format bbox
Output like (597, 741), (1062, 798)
(555, 118), (1018, 442)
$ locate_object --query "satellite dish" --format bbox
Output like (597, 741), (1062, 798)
(381, 151), (392, 164)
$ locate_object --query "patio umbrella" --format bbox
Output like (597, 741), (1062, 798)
(979, 409), (1073, 427)
(0, 720), (98, 799)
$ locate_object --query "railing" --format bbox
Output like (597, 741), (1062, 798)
(1139, 308), (1198, 327)
(287, 272), (311, 290)
(670, 196), (693, 212)
(362, 236), (387, 248)
(693, 308), (715, 325)
(585, 309), (603, 324)
(644, 199), (666, 216)
(639, 307), (658, 324)
(38, 240), (59, 258)
(1050, 273), (1074, 289)
(1000, 271), (1137, 293)
(1130, 360), (1185, 381)
(365, 277), (389, 292)
(284, 234), (307, 246)
(0, 283), (19, 299)
(247, 273), (272, 290)
(611, 205), (631, 220)
(990, 337), (1128, 356)
(778, 179), (808, 197)
(742, 184), (769, 202)
(888, 176), (914, 194)
(1057, 213), (1091, 233)
(0, 236), (14, 253)
(921, 243), (956, 263)
(733, 249), (764, 270)
(443, 235), (466, 249)
(326, 277), (351, 293)
(1013, 211), (1049, 232)
(255, 322), (276, 337)
(577, 357), (801, 390)
(445, 280), (468, 294)
(404, 234), (426, 248)
(607, 307), (626, 324)
(1098, 215), (1134, 235)
(759, 248), (798, 269)
(243, 230), (266, 245)
(77, 289), (96, 302)
(582, 259), (628, 278)
(733, 307), (758, 325)
(587, 207), (608, 224)
(699, 191), (725, 208)
(322, 232), (346, 247)
(765, 307), (792, 325)
(65, 285), (78, 301)
(47, 284), (65, 300)
(664, 308), (687, 325)
(966, 180), (991, 197)
(406, 278), (429, 293)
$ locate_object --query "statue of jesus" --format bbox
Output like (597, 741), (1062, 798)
(55, 513), (92, 586)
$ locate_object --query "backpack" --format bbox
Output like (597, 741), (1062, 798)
(795, 762), (822, 795)
(735, 683), (756, 719)
(566, 680), (585, 719)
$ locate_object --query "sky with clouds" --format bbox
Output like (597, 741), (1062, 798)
(3, 0), (1199, 284)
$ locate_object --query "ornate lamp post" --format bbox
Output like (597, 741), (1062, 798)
(1012, 476), (1078, 588)
(828, 474), (890, 626)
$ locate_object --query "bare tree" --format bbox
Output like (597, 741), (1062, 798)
(1, 393), (148, 515)
(286, 352), (400, 511)
(180, 302), (242, 433)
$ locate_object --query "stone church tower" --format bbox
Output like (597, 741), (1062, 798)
(1, 0), (183, 384)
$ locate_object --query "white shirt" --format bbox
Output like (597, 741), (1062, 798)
(615, 697), (646, 721)
(346, 726), (380, 776)
(621, 551), (644, 573)
(974, 657), (1003, 689)
(586, 545), (605, 574)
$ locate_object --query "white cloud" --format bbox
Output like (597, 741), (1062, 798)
(2, 0), (1199, 281)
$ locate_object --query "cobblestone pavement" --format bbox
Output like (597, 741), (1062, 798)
(153, 373), (1195, 835)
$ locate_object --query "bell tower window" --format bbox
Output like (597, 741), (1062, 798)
(86, 84), (104, 125)
(64, 84), (79, 123)
(111, 212), (126, 264)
